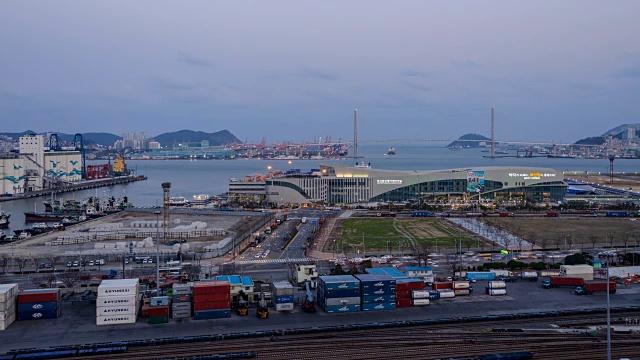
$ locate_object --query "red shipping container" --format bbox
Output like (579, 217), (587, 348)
(432, 282), (453, 290)
(148, 306), (169, 317)
(396, 298), (413, 308)
(396, 290), (411, 299)
(193, 281), (230, 295)
(141, 304), (150, 318)
(396, 283), (410, 291)
(408, 282), (425, 290)
(193, 293), (230, 303)
(18, 293), (59, 303)
(193, 300), (230, 311)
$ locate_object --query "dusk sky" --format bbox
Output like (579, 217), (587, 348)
(1, 1), (639, 143)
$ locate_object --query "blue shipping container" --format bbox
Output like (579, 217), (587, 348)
(17, 301), (59, 312)
(362, 302), (397, 311)
(319, 275), (360, 290)
(274, 295), (294, 304)
(361, 286), (396, 297)
(323, 304), (361, 314)
(17, 309), (59, 320)
(428, 292), (441, 300)
(466, 272), (497, 281)
(318, 288), (361, 298)
(362, 294), (397, 304)
(193, 309), (231, 320)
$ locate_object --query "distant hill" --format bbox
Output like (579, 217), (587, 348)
(574, 136), (606, 145)
(573, 123), (639, 145)
(153, 129), (240, 147)
(447, 133), (491, 148)
(601, 124), (640, 137)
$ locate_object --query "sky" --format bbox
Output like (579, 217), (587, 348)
(1, 1), (639, 144)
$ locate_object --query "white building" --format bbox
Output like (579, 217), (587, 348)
(148, 141), (161, 150)
(0, 157), (25, 195)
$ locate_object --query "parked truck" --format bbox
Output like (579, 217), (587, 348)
(466, 272), (497, 282)
(574, 281), (617, 295)
(542, 276), (585, 289)
(559, 265), (594, 281)
(520, 272), (538, 282)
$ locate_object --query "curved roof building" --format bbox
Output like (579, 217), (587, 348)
(264, 164), (566, 205)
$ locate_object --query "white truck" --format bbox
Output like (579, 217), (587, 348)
(559, 264), (594, 281)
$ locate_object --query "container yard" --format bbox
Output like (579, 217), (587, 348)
(96, 279), (139, 325)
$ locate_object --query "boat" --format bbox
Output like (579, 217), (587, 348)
(24, 212), (66, 222)
(449, 146), (462, 151)
(0, 209), (10, 229)
(169, 196), (190, 207)
(192, 194), (212, 207)
(387, 147), (396, 155)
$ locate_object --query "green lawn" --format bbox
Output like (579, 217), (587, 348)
(337, 218), (477, 254)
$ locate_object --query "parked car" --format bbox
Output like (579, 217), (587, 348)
(67, 262), (73, 267)
(72, 261), (79, 267)
(88, 260), (94, 266)
(38, 263), (45, 269)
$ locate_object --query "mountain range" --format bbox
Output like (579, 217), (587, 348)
(0, 129), (240, 147)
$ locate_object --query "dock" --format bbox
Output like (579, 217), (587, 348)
(0, 175), (147, 202)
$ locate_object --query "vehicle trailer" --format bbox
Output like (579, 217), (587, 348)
(574, 281), (616, 295)
(543, 276), (585, 289)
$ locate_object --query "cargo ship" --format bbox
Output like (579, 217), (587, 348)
(387, 147), (396, 155)
(25, 196), (131, 223)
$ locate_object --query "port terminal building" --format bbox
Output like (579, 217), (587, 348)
(229, 164), (567, 205)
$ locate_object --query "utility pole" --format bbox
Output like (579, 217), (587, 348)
(155, 210), (161, 295)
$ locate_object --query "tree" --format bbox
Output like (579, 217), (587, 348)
(606, 232), (616, 249)
(0, 254), (8, 274)
(47, 256), (61, 272)
(331, 264), (346, 275)
(182, 264), (202, 281)
(564, 253), (588, 265)
(57, 272), (80, 288)
(589, 234), (599, 249)
(621, 232), (631, 252)
(16, 257), (28, 276)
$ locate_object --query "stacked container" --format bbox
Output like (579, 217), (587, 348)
(486, 280), (507, 296)
(396, 278), (424, 308)
(0, 284), (19, 331)
(355, 274), (396, 312)
(17, 289), (61, 321)
(410, 290), (431, 306)
(272, 281), (294, 311)
(452, 281), (470, 296)
(432, 281), (455, 299)
(149, 296), (170, 324)
(317, 275), (361, 313)
(193, 281), (231, 320)
(172, 284), (192, 319)
(96, 279), (139, 325)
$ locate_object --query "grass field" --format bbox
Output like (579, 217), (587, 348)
(337, 218), (477, 254)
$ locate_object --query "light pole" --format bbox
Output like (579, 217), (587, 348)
(599, 252), (613, 360)
(154, 210), (161, 295)
(386, 240), (390, 256)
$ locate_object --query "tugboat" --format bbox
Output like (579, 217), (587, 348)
(0, 209), (10, 229)
(387, 147), (396, 155)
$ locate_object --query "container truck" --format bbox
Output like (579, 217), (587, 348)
(559, 265), (594, 281)
(574, 282), (616, 295)
(466, 272), (496, 282)
(542, 276), (585, 289)
(520, 272), (538, 282)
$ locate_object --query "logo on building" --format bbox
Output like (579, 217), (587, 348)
(376, 180), (402, 185)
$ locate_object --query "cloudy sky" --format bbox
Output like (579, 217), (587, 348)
(1, 1), (639, 143)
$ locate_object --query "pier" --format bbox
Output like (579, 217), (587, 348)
(0, 175), (147, 202)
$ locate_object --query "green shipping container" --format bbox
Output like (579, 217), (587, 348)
(148, 316), (169, 324)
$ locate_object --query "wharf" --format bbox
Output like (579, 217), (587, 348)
(0, 175), (147, 202)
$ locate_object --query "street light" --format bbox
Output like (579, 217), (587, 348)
(598, 252), (614, 360)
(154, 210), (161, 295)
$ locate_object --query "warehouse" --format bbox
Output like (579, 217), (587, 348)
(264, 164), (566, 205)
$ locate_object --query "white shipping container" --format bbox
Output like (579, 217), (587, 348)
(325, 297), (360, 306)
(172, 302), (191, 311)
(275, 303), (294, 311)
(96, 314), (137, 325)
(96, 305), (137, 316)
(272, 281), (294, 297)
(0, 284), (19, 303)
(172, 310), (191, 318)
(96, 295), (137, 307)
(437, 290), (455, 299)
(0, 299), (16, 312)
(413, 298), (430, 306)
(411, 290), (431, 299)
(0, 315), (16, 331)
(173, 288), (191, 296)
(98, 279), (140, 297)
(452, 281), (470, 290)
(488, 288), (507, 296)
(0, 310), (16, 321)
(454, 289), (470, 296)
(488, 281), (506, 289)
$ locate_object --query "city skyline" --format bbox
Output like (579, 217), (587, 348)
(1, 1), (639, 143)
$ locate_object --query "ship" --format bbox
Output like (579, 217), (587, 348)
(192, 194), (212, 207)
(25, 196), (131, 223)
(0, 210), (10, 229)
(169, 196), (190, 207)
(387, 147), (396, 155)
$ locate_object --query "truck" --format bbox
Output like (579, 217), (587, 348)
(542, 276), (585, 289)
(559, 265), (594, 281)
(574, 281), (616, 295)
(301, 217), (307, 224)
(520, 272), (538, 282)
(465, 272), (496, 282)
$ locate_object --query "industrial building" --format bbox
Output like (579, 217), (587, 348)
(253, 164), (566, 205)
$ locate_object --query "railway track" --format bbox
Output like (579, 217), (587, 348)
(69, 312), (640, 360)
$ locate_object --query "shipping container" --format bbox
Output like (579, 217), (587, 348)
(193, 293), (230, 302)
(171, 302), (191, 311)
(96, 295), (137, 307)
(396, 298), (413, 308)
(193, 281), (231, 296)
(432, 282), (453, 290)
(0, 300), (16, 312)
(318, 275), (360, 290)
(413, 298), (430, 306)
(0, 311), (16, 321)
(437, 290), (455, 299)
(411, 290), (431, 299)
(465, 272), (497, 281)
(172, 309), (191, 318)
(172, 294), (191, 303)
(520, 272), (538, 282)
(96, 305), (137, 316)
(488, 281), (506, 289)
(194, 309), (231, 320)
(452, 281), (470, 290)
(148, 306), (169, 317)
(96, 314), (137, 325)
(323, 304), (361, 313)
(18, 291), (60, 303)
(362, 302), (396, 311)
(355, 274), (396, 288)
(549, 276), (585, 288)
(558, 265), (594, 281)
(578, 282), (616, 295)
(275, 303), (294, 311)
(150, 296), (170, 307)
(360, 287), (396, 297)
(172, 284), (191, 296)
(272, 281), (295, 297)
(17, 309), (59, 320)
(428, 291), (440, 301)
(17, 302), (58, 312)
(362, 295), (397, 304)
(454, 289), (470, 296)
(606, 211), (630, 217)
(396, 290), (411, 299)
(395, 278), (425, 291)
(274, 295), (294, 304)
(193, 301), (230, 311)
(486, 288), (507, 296)
(97, 279), (139, 297)
(0, 284), (19, 303)
(148, 316), (169, 324)
(317, 288), (361, 298)
(324, 297), (361, 307)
